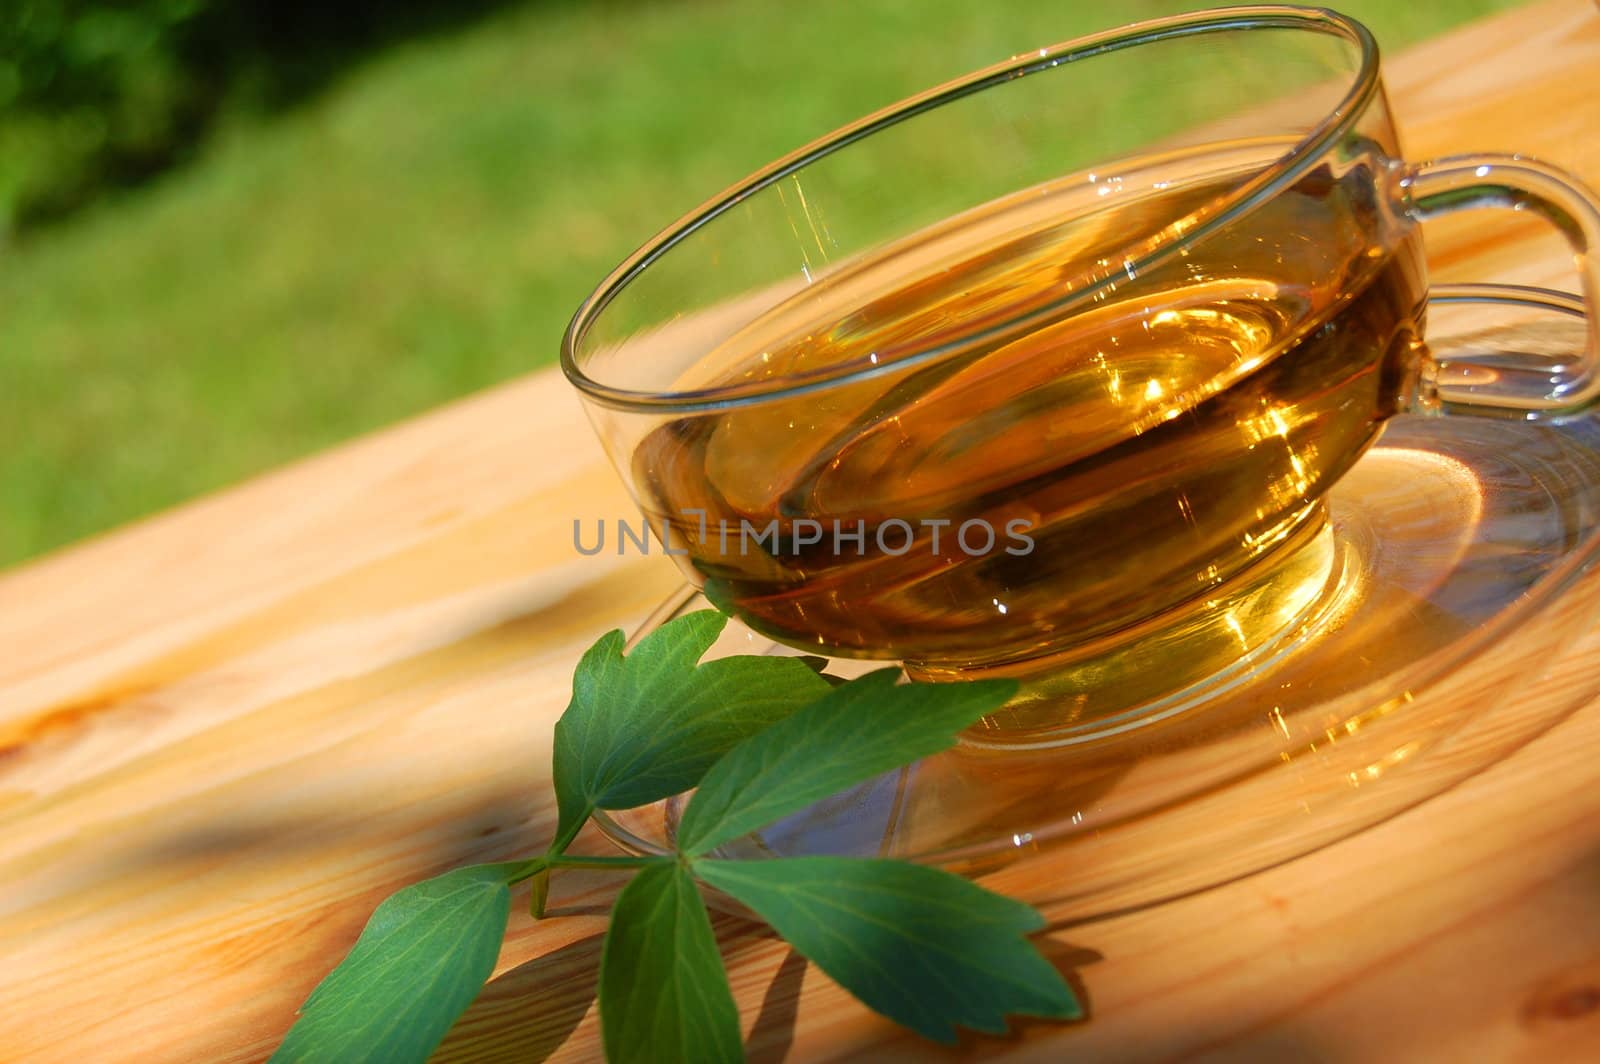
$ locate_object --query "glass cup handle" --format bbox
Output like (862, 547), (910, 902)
(1400, 153), (1600, 414)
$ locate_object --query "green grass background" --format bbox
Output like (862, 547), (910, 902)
(0, 0), (1526, 568)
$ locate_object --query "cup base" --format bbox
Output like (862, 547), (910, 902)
(907, 501), (1342, 749)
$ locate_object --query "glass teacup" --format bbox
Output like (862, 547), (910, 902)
(563, 6), (1600, 729)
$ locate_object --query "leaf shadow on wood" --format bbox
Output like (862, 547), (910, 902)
(1043, 940), (1103, 1019)
(433, 932), (608, 1064)
(31, 790), (542, 905)
(748, 947), (809, 1064)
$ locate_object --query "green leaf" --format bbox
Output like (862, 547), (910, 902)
(552, 611), (833, 846)
(600, 860), (743, 1064)
(675, 669), (1016, 856)
(695, 857), (1079, 1043)
(270, 862), (522, 1064)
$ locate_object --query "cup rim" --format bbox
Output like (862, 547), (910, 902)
(560, 4), (1381, 413)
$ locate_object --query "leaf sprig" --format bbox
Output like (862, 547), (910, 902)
(271, 611), (1079, 1063)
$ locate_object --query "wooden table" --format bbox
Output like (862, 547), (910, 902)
(5, 1), (1600, 1059)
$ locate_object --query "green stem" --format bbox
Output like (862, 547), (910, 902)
(506, 856), (551, 884)
(548, 854), (663, 870)
(545, 805), (593, 859)
(522, 804), (639, 917)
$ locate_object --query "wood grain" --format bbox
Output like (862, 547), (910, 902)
(4, 1), (1600, 1060)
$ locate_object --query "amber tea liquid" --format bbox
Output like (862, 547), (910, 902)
(633, 142), (1427, 675)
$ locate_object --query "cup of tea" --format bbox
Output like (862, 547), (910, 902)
(562, 6), (1600, 710)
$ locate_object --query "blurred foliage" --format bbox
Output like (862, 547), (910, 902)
(0, 0), (513, 230)
(1, 0), (201, 228)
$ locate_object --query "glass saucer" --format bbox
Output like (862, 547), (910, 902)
(595, 286), (1600, 922)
